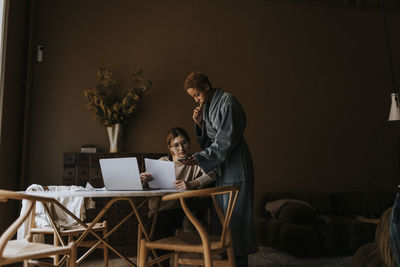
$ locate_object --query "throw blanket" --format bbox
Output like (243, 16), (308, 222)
(265, 198), (315, 218)
(17, 184), (95, 240)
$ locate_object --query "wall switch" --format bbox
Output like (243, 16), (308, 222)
(37, 45), (43, 62)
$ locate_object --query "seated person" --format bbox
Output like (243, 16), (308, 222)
(141, 127), (217, 266)
(141, 127), (216, 194)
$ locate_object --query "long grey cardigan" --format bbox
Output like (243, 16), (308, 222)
(193, 88), (258, 256)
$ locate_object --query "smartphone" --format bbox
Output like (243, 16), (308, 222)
(178, 157), (188, 162)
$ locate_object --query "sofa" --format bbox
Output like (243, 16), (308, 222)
(257, 191), (396, 257)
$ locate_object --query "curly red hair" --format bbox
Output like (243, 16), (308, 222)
(184, 72), (213, 91)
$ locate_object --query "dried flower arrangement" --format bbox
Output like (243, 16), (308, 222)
(83, 66), (152, 127)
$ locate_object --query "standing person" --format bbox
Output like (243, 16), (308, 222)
(182, 72), (258, 266)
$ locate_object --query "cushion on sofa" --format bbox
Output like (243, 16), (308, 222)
(259, 192), (316, 218)
(258, 191), (338, 219)
(277, 203), (318, 225)
(308, 192), (335, 215)
(265, 199), (314, 216)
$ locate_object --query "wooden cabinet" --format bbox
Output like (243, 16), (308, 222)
(62, 152), (167, 256)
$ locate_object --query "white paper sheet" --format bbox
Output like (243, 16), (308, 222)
(144, 158), (176, 189)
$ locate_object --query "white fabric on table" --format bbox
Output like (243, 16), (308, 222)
(17, 184), (95, 240)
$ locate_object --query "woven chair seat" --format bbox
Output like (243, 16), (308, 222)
(147, 230), (230, 252)
(2, 239), (72, 264)
(31, 222), (106, 235)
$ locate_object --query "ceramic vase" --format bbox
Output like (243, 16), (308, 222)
(106, 123), (122, 153)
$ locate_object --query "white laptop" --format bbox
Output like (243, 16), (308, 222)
(99, 157), (144, 190)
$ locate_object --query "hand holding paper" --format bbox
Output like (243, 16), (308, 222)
(144, 158), (176, 189)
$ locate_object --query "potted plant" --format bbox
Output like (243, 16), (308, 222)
(83, 66), (152, 152)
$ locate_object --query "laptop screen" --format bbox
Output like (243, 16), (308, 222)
(99, 157), (143, 190)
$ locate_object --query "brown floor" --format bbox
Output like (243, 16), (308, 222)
(79, 246), (353, 267)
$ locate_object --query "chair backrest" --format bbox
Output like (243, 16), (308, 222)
(0, 196), (35, 259)
(0, 189), (76, 266)
(161, 186), (239, 247)
(0, 189), (58, 203)
(0, 189), (86, 239)
(210, 187), (239, 246)
(0, 190), (54, 262)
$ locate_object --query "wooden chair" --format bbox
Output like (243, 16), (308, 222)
(138, 185), (239, 267)
(29, 221), (108, 266)
(0, 189), (77, 266)
(24, 186), (109, 266)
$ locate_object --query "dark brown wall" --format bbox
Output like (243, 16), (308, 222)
(0, 0), (29, 232)
(23, 0), (400, 221)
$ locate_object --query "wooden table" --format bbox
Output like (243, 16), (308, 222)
(23, 189), (181, 266)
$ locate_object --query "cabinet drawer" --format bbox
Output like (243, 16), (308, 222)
(63, 153), (76, 165)
(63, 167), (76, 179)
(90, 153), (106, 167)
(77, 153), (90, 165)
(76, 165), (89, 180)
(89, 167), (102, 180)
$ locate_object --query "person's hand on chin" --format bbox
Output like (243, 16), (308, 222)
(193, 102), (204, 128)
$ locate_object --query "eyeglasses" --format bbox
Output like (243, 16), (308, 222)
(169, 140), (188, 149)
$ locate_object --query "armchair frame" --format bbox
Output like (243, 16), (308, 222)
(0, 189), (76, 266)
